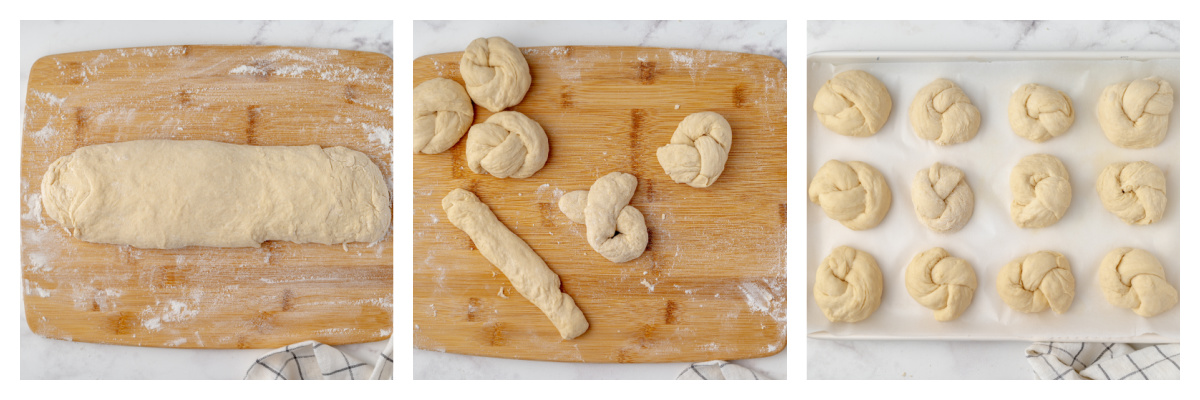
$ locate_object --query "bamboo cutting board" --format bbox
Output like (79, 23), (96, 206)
(20, 46), (393, 349)
(413, 46), (786, 363)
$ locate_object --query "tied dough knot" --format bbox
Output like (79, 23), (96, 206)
(1096, 161), (1166, 225)
(1097, 77), (1174, 149)
(911, 162), (973, 233)
(459, 37), (532, 112)
(1009, 154), (1072, 228)
(414, 78), (474, 154)
(909, 78), (981, 145)
(465, 111), (548, 179)
(905, 248), (977, 321)
(656, 111), (733, 188)
(812, 70), (893, 137)
(814, 246), (883, 323)
(808, 160), (891, 230)
(997, 250), (1075, 314)
(557, 172), (648, 263)
(1008, 83), (1075, 143)
(1099, 248), (1178, 317)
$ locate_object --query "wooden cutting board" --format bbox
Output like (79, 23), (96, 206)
(20, 46), (393, 349)
(413, 46), (786, 363)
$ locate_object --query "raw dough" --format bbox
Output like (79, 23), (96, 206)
(465, 111), (548, 179)
(996, 250), (1075, 314)
(911, 162), (973, 233)
(812, 70), (892, 137)
(808, 160), (891, 230)
(459, 37), (531, 112)
(1096, 161), (1166, 225)
(1098, 247), (1178, 317)
(1010, 154), (1071, 228)
(656, 111), (732, 188)
(414, 78), (473, 154)
(40, 140), (390, 249)
(1097, 77), (1174, 149)
(814, 246), (883, 323)
(557, 172), (648, 263)
(1008, 83), (1075, 143)
(442, 188), (588, 339)
(909, 78), (980, 145)
(905, 247), (976, 322)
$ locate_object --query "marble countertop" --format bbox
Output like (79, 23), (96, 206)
(412, 20), (787, 379)
(18, 20), (393, 379)
(805, 20), (1179, 380)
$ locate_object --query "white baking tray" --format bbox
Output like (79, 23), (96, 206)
(806, 51), (1180, 343)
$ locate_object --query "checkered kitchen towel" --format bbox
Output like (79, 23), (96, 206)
(245, 339), (393, 380)
(1026, 342), (1179, 380)
(676, 360), (766, 380)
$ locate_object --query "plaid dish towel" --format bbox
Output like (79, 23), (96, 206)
(245, 339), (393, 380)
(676, 360), (766, 380)
(1026, 342), (1179, 380)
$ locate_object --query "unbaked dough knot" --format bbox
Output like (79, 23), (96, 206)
(814, 246), (883, 323)
(911, 162), (973, 233)
(812, 70), (893, 137)
(1008, 83), (1074, 143)
(996, 250), (1075, 314)
(808, 159), (891, 230)
(656, 111), (732, 188)
(465, 111), (548, 179)
(1099, 248), (1178, 317)
(557, 172), (648, 263)
(905, 247), (976, 321)
(1009, 154), (1071, 228)
(909, 78), (980, 145)
(459, 37), (532, 112)
(414, 78), (474, 154)
(1097, 77), (1174, 149)
(1096, 161), (1166, 225)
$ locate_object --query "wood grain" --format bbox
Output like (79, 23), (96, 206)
(413, 46), (786, 363)
(21, 45), (393, 349)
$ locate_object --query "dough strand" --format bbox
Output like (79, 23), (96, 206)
(557, 172), (648, 263)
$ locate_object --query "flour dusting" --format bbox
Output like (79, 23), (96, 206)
(640, 279), (656, 292)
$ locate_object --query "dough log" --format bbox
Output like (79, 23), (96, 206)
(442, 188), (589, 340)
(1096, 161), (1166, 225)
(996, 250), (1075, 314)
(557, 172), (648, 263)
(656, 111), (732, 188)
(1098, 248), (1178, 317)
(40, 140), (391, 249)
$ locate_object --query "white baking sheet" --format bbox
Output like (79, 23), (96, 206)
(806, 52), (1180, 342)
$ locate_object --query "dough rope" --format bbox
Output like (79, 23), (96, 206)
(459, 37), (531, 112)
(808, 160), (891, 230)
(557, 172), (648, 263)
(905, 247), (976, 322)
(465, 111), (548, 179)
(40, 140), (391, 249)
(413, 78), (474, 154)
(656, 111), (733, 188)
(812, 70), (892, 137)
(1098, 248), (1178, 317)
(909, 78), (980, 145)
(1009, 154), (1071, 228)
(911, 162), (973, 233)
(814, 246), (883, 323)
(1008, 83), (1074, 143)
(996, 250), (1075, 314)
(442, 188), (589, 339)
(1097, 77), (1174, 149)
(1096, 161), (1166, 225)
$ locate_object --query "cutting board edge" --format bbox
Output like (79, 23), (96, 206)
(414, 45), (785, 68)
(412, 339), (787, 364)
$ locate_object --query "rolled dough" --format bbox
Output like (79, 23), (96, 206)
(41, 140), (391, 249)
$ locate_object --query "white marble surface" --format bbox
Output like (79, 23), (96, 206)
(805, 20), (1179, 380)
(412, 20), (787, 380)
(19, 20), (393, 379)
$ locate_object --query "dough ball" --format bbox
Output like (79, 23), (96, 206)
(413, 78), (474, 154)
(911, 162), (973, 233)
(812, 70), (892, 137)
(814, 246), (883, 323)
(1097, 77), (1174, 149)
(656, 111), (732, 188)
(1009, 154), (1071, 228)
(909, 78), (981, 145)
(1096, 161), (1166, 225)
(996, 250), (1075, 314)
(465, 111), (548, 179)
(459, 37), (532, 112)
(808, 160), (892, 230)
(1008, 83), (1074, 143)
(1098, 247), (1178, 317)
(905, 247), (977, 322)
